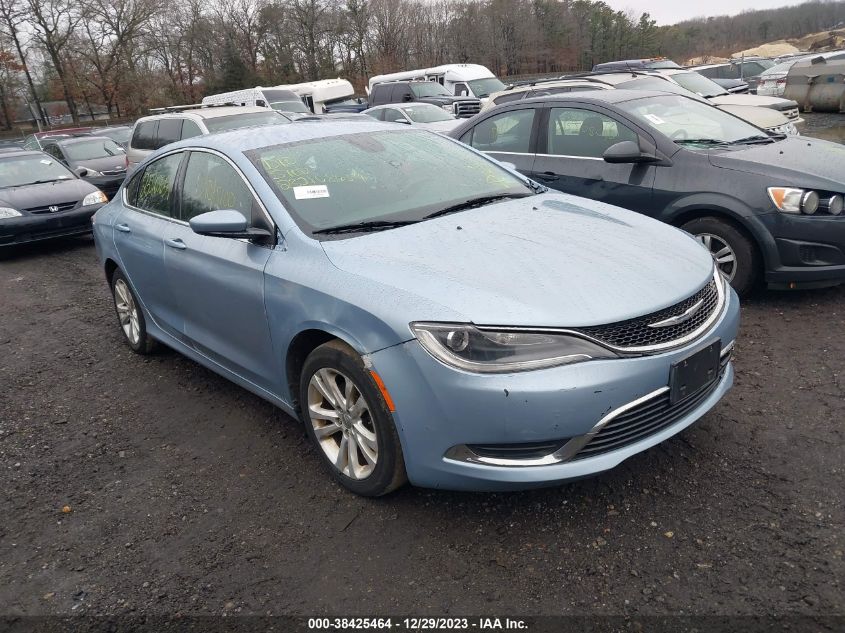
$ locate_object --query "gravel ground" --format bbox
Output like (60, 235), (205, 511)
(1, 119), (844, 622)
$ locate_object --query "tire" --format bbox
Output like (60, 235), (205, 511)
(300, 340), (407, 496)
(110, 269), (158, 354)
(681, 216), (759, 297)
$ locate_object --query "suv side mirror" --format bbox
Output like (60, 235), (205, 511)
(74, 166), (89, 177)
(603, 141), (660, 164)
(189, 209), (272, 241)
(402, 94), (413, 102)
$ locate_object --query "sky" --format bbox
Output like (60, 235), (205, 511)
(606, 0), (800, 25)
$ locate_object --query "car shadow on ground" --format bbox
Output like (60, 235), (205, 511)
(0, 235), (95, 262)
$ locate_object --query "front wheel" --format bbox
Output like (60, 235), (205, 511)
(681, 216), (759, 297)
(300, 340), (407, 496)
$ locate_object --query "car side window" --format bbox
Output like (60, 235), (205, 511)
(23, 136), (38, 150)
(546, 107), (638, 158)
(382, 108), (405, 123)
(470, 109), (535, 153)
(132, 121), (158, 150)
(156, 119), (182, 148)
(391, 84), (413, 102)
(180, 152), (260, 227)
(43, 145), (63, 161)
(181, 119), (203, 140)
(134, 153), (183, 217)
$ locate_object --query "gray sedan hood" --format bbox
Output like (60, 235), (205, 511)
(321, 193), (714, 327)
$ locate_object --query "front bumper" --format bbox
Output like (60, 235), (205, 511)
(0, 204), (103, 247)
(369, 286), (740, 491)
(759, 212), (845, 288)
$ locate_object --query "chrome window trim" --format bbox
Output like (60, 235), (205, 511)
(535, 153), (604, 160)
(122, 146), (276, 232)
(474, 268), (726, 355)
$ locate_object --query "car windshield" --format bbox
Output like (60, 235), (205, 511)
(617, 77), (705, 100)
(248, 129), (530, 236)
(99, 128), (131, 144)
(618, 94), (768, 146)
(402, 104), (455, 123)
(763, 60), (799, 76)
(467, 77), (506, 98)
(204, 111), (290, 132)
(669, 72), (728, 98)
(64, 138), (125, 160)
(270, 100), (310, 114)
(410, 83), (451, 98)
(645, 60), (682, 69)
(0, 155), (74, 187)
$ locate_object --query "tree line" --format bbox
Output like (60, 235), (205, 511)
(2, 0), (845, 128)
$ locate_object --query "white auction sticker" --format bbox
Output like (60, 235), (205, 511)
(644, 114), (665, 125)
(293, 185), (330, 200)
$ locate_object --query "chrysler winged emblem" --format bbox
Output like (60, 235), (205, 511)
(647, 299), (704, 329)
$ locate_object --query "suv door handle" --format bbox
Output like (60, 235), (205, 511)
(115, 223), (131, 233)
(537, 172), (559, 182)
(165, 238), (187, 250)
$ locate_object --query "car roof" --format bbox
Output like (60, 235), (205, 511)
(137, 105), (272, 122)
(50, 135), (114, 146)
(518, 88), (676, 106)
(163, 120), (413, 155)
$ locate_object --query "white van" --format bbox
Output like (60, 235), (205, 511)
(201, 87), (311, 117)
(276, 79), (355, 114)
(367, 64), (505, 103)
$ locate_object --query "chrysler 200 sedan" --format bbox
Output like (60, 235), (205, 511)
(92, 122), (739, 495)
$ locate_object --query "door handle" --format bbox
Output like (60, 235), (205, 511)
(165, 238), (187, 250)
(115, 223), (131, 233)
(537, 171), (559, 182)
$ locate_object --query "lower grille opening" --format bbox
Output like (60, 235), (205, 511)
(467, 440), (568, 461)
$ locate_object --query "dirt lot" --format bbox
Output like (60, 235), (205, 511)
(1, 120), (844, 623)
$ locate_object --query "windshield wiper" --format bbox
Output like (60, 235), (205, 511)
(423, 193), (531, 220)
(312, 219), (419, 235)
(673, 138), (730, 146)
(726, 135), (776, 145)
(23, 178), (69, 185)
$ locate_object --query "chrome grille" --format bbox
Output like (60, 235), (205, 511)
(572, 360), (730, 461)
(26, 201), (77, 215)
(455, 100), (481, 117)
(573, 277), (721, 350)
(782, 107), (799, 121)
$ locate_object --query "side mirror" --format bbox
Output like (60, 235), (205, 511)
(74, 167), (89, 178)
(603, 141), (660, 164)
(189, 209), (272, 241)
(402, 94), (413, 102)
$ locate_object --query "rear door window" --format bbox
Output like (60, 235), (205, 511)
(156, 119), (183, 148)
(134, 152), (183, 217)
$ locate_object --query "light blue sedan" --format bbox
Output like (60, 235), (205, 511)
(92, 120), (740, 495)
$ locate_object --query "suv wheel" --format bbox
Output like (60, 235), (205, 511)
(682, 216), (759, 297)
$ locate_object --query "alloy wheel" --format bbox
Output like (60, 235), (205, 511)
(696, 233), (737, 281)
(307, 368), (378, 480)
(114, 279), (140, 345)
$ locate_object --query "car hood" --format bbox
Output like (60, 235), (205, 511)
(73, 155), (127, 172)
(717, 104), (788, 128)
(0, 178), (97, 211)
(708, 136), (845, 188)
(320, 193), (714, 327)
(709, 94), (796, 109)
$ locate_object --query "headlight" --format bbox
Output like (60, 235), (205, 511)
(410, 323), (617, 373)
(84, 169), (103, 177)
(82, 191), (108, 206)
(767, 187), (818, 214)
(441, 104), (453, 112)
(0, 207), (22, 219)
(824, 194), (844, 216)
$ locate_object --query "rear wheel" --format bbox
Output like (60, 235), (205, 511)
(682, 216), (759, 297)
(110, 269), (157, 354)
(300, 340), (407, 496)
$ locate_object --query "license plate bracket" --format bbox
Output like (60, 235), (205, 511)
(669, 340), (721, 405)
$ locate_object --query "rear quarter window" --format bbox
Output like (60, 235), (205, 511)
(156, 119), (183, 148)
(132, 121), (158, 151)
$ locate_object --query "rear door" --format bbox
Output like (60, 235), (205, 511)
(112, 151), (187, 339)
(458, 106), (538, 176)
(530, 104), (656, 213)
(162, 150), (279, 392)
